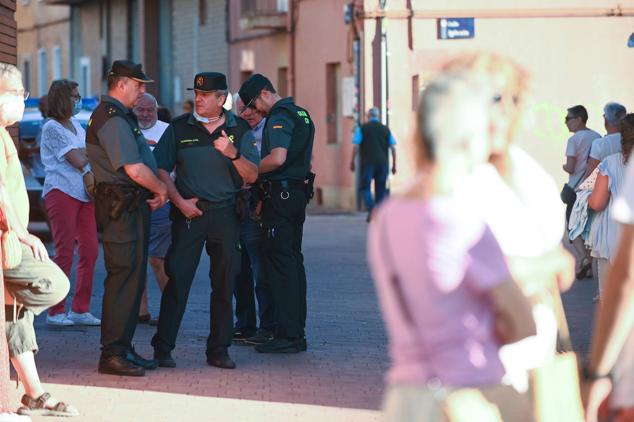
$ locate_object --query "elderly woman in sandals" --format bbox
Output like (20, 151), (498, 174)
(0, 64), (78, 417)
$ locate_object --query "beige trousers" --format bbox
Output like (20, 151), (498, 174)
(3, 244), (69, 356)
(382, 382), (533, 422)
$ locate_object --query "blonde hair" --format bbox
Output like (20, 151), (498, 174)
(0, 63), (22, 88)
(441, 53), (530, 142)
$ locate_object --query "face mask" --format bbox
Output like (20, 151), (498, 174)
(193, 109), (209, 124)
(0, 99), (25, 125)
(72, 98), (82, 116)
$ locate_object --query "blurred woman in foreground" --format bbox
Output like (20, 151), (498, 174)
(444, 54), (575, 392)
(368, 65), (536, 421)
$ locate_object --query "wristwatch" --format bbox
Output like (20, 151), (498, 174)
(581, 365), (612, 381)
(230, 151), (241, 161)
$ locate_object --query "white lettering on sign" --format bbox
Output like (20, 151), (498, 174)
(437, 17), (475, 40)
(448, 29), (471, 38)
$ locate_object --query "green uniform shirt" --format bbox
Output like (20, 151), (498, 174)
(261, 97), (314, 181)
(153, 110), (259, 204)
(86, 95), (158, 185)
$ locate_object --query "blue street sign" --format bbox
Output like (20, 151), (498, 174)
(437, 18), (475, 40)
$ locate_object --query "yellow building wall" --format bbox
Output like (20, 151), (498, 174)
(363, 1), (634, 193)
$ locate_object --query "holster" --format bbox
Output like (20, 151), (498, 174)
(305, 172), (316, 204)
(256, 179), (272, 201)
(235, 187), (256, 222)
(94, 183), (149, 221)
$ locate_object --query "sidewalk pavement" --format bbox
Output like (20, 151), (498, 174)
(19, 214), (598, 421)
(19, 214), (387, 421)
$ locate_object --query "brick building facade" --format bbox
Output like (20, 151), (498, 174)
(46, 0), (228, 112)
(16, 1), (70, 98)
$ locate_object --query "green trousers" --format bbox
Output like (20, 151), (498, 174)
(4, 244), (70, 356)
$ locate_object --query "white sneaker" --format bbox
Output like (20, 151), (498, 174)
(67, 311), (101, 326)
(0, 412), (31, 421)
(46, 313), (74, 326)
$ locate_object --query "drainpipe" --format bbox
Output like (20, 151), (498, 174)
(192, 0), (199, 76)
(379, 0), (388, 126)
(138, 0), (145, 66)
(288, 0), (296, 97)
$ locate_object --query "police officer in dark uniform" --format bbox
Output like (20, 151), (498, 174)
(238, 74), (315, 354)
(151, 72), (259, 369)
(86, 60), (168, 376)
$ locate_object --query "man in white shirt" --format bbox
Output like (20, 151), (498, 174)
(563, 105), (601, 190)
(133, 93), (170, 324)
(583, 102), (627, 180)
(562, 105), (600, 278)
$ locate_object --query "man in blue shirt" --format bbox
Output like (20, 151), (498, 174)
(232, 94), (274, 346)
(350, 107), (396, 220)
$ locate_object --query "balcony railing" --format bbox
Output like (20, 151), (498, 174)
(240, 0), (288, 29)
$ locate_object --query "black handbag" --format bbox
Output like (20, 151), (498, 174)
(559, 184), (576, 206)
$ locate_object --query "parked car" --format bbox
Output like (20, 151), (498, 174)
(19, 97), (98, 222)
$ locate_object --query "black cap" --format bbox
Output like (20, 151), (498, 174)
(187, 72), (228, 92)
(239, 74), (272, 108)
(109, 60), (153, 83)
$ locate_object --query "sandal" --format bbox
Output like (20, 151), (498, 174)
(17, 392), (79, 417)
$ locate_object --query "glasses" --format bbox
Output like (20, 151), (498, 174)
(492, 94), (519, 105)
(1, 89), (29, 100)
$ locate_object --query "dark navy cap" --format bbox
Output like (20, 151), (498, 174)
(109, 60), (153, 83)
(238, 74), (272, 108)
(187, 72), (228, 92)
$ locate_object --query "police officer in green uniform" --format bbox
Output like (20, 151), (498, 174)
(238, 74), (315, 354)
(151, 72), (259, 369)
(86, 60), (168, 377)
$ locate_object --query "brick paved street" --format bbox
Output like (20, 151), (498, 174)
(13, 214), (601, 421)
(16, 214), (387, 421)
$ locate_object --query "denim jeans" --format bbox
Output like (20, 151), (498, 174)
(360, 163), (389, 211)
(233, 219), (274, 332)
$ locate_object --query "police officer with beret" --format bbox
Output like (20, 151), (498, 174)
(238, 74), (315, 354)
(87, 59), (168, 376)
(151, 72), (259, 369)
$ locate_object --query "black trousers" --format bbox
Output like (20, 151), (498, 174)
(261, 186), (307, 339)
(99, 200), (150, 357)
(152, 205), (240, 357)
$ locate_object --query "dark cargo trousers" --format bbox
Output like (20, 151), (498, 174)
(152, 205), (240, 358)
(98, 200), (150, 358)
(261, 185), (307, 339)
